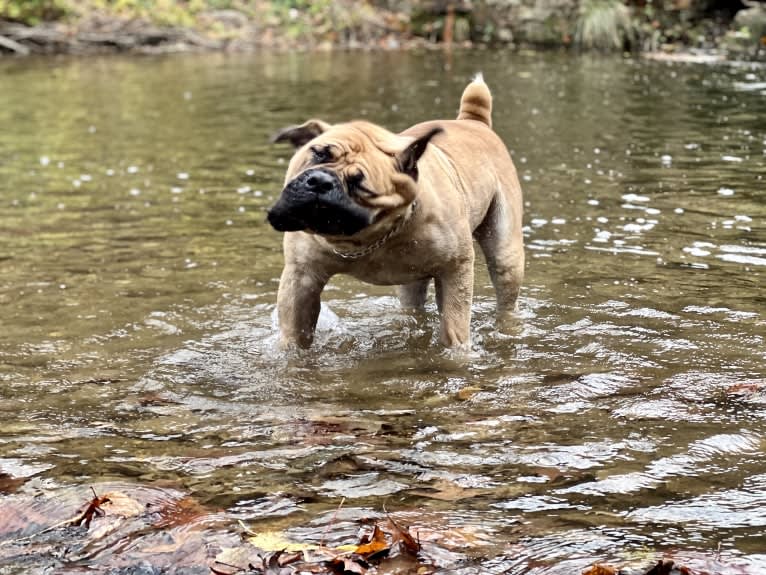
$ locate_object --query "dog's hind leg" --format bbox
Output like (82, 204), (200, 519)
(397, 279), (430, 309)
(474, 195), (525, 324)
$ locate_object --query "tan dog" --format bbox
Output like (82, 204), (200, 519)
(267, 75), (524, 349)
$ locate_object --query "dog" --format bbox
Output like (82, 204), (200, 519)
(267, 75), (524, 349)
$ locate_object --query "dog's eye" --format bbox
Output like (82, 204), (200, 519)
(346, 171), (364, 189)
(346, 171), (377, 199)
(310, 146), (333, 164)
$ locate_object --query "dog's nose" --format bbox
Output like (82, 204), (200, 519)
(305, 170), (335, 194)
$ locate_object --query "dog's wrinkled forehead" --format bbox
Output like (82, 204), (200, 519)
(287, 122), (401, 179)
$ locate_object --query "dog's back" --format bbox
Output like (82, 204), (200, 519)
(400, 75), (518, 233)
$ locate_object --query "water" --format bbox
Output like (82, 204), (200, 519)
(0, 51), (765, 573)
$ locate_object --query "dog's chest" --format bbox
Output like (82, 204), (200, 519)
(346, 245), (438, 285)
(343, 237), (451, 285)
(348, 262), (429, 285)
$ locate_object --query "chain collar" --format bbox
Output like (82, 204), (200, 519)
(331, 201), (417, 261)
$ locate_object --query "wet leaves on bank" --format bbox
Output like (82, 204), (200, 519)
(213, 515), (429, 575)
(1, 483), (761, 574)
(0, 483), (231, 571)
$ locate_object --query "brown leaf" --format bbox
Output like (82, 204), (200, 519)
(726, 382), (766, 398)
(385, 516), (420, 556)
(0, 473), (25, 494)
(138, 392), (178, 407)
(326, 556), (368, 574)
(456, 386), (483, 401)
(644, 560), (678, 575)
(70, 488), (112, 528)
(582, 564), (618, 575)
(354, 524), (389, 557)
(260, 550), (295, 575)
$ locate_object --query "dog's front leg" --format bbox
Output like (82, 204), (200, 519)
(434, 254), (475, 348)
(276, 265), (328, 349)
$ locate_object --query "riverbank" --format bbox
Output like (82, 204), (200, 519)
(0, 0), (764, 57)
(0, 1), (427, 55)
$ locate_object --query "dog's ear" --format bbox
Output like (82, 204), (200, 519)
(270, 119), (331, 148)
(396, 127), (443, 181)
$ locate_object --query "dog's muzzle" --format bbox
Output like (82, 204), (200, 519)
(267, 168), (372, 236)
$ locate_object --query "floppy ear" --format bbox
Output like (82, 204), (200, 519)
(270, 119), (331, 148)
(397, 127), (443, 181)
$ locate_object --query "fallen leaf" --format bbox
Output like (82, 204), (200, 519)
(726, 382), (766, 399)
(385, 515), (420, 556)
(213, 546), (262, 573)
(70, 488), (112, 528)
(0, 473), (25, 494)
(583, 564), (618, 575)
(326, 556), (368, 574)
(530, 467), (565, 483)
(645, 559), (686, 575)
(138, 392), (179, 407)
(456, 386), (483, 401)
(261, 550), (299, 575)
(354, 524), (388, 557)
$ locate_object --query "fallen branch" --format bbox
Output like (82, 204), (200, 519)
(0, 33), (30, 54)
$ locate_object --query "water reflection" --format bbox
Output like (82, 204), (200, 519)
(0, 51), (765, 572)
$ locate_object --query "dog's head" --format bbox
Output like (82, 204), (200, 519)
(267, 119), (442, 237)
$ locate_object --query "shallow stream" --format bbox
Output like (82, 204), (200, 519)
(1, 51), (765, 573)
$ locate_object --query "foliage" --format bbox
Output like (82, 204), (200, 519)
(576, 0), (635, 51)
(0, 0), (68, 24)
(630, 0), (693, 51)
(85, 0), (252, 27)
(0, 0), (760, 53)
(0, 0), (253, 26)
(265, 0), (381, 45)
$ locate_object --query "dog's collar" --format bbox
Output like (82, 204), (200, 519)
(331, 201), (417, 261)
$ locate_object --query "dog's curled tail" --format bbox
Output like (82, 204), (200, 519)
(456, 73), (492, 128)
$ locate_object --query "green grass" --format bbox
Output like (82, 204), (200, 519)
(576, 0), (635, 51)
